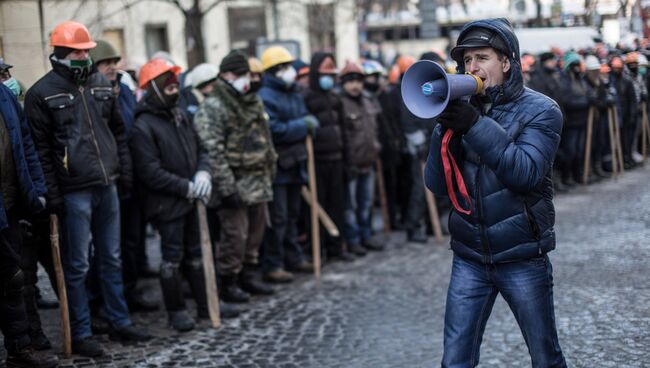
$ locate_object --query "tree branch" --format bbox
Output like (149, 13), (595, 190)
(203, 0), (228, 16)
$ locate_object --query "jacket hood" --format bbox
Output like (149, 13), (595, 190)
(455, 18), (524, 106)
(309, 52), (336, 91)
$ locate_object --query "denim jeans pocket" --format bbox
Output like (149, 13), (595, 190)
(526, 256), (547, 267)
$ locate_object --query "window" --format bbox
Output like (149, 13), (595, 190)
(145, 24), (169, 59)
(228, 6), (267, 55)
(308, 3), (336, 52)
(102, 29), (126, 61)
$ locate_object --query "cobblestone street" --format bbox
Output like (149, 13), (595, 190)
(10, 166), (650, 367)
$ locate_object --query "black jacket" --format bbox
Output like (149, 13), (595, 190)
(130, 98), (210, 222)
(558, 71), (591, 129)
(24, 57), (132, 208)
(304, 52), (345, 161)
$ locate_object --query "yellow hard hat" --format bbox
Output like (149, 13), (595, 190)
(248, 57), (264, 73)
(261, 46), (294, 71)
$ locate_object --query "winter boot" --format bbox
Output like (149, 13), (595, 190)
(185, 259), (210, 319)
(219, 274), (250, 303)
(220, 301), (242, 319)
(239, 265), (274, 296)
(159, 262), (194, 332)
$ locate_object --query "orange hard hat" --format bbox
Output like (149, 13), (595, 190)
(50, 21), (97, 50)
(139, 58), (181, 89)
(611, 57), (624, 70)
(388, 64), (400, 84)
(600, 64), (611, 74)
(396, 55), (416, 74)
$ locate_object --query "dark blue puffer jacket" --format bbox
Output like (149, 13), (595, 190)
(259, 74), (310, 185)
(424, 18), (563, 264)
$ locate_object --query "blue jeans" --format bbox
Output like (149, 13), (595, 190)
(442, 255), (566, 368)
(62, 184), (131, 340)
(344, 168), (375, 246)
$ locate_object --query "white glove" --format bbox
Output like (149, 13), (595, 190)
(38, 196), (46, 208)
(192, 171), (212, 199)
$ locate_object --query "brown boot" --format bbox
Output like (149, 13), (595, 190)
(263, 269), (294, 283)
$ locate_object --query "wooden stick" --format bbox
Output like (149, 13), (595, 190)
(196, 201), (221, 328)
(612, 106), (625, 174)
(305, 135), (321, 280)
(301, 186), (339, 237)
(607, 108), (619, 179)
(374, 159), (391, 233)
(582, 107), (595, 184)
(420, 161), (443, 243)
(49, 215), (71, 358)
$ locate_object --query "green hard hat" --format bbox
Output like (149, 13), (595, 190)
(90, 39), (121, 64)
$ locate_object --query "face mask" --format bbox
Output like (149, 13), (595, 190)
(640, 66), (647, 76)
(150, 79), (179, 109)
(364, 81), (380, 93)
(277, 66), (297, 86)
(319, 75), (334, 91)
(3, 77), (20, 97)
(231, 75), (251, 94)
(629, 66), (639, 75)
(61, 58), (94, 84)
(249, 81), (261, 94)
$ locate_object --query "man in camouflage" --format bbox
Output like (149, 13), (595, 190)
(194, 51), (277, 303)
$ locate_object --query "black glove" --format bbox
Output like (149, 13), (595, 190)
(437, 100), (480, 134)
(47, 198), (65, 217)
(220, 193), (243, 209)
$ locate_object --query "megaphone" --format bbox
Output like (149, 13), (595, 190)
(401, 60), (484, 119)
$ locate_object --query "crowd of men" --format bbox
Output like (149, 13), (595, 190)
(0, 18), (649, 367)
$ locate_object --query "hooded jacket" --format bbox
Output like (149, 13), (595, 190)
(258, 74), (310, 185)
(0, 84), (46, 231)
(424, 18), (563, 264)
(130, 98), (210, 222)
(304, 52), (345, 161)
(24, 57), (132, 208)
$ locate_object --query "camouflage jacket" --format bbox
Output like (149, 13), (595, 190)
(194, 79), (277, 206)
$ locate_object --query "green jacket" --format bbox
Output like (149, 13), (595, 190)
(194, 80), (277, 207)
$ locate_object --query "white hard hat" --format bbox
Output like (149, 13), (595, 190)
(185, 63), (219, 88)
(638, 53), (649, 67)
(584, 55), (601, 71)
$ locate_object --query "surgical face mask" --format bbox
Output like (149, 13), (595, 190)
(231, 75), (251, 94)
(319, 75), (334, 91)
(3, 77), (20, 97)
(640, 66), (647, 76)
(276, 66), (297, 86)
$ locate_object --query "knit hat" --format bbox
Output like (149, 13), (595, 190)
(220, 50), (249, 75)
(54, 46), (75, 59)
(563, 51), (582, 71)
(539, 52), (555, 63)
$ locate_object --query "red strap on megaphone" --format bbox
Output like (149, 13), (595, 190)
(440, 129), (472, 215)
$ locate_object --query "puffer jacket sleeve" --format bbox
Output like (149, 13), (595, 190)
(15, 95), (47, 198)
(463, 103), (563, 193)
(261, 94), (309, 144)
(108, 96), (133, 186)
(194, 97), (236, 197)
(130, 119), (190, 198)
(24, 89), (62, 207)
(424, 124), (448, 196)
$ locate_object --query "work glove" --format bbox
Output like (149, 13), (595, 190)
(186, 181), (196, 199)
(303, 115), (320, 136)
(38, 196), (46, 209)
(437, 100), (480, 134)
(192, 171), (212, 200)
(220, 192), (243, 209)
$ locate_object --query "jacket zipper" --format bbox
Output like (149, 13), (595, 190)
(475, 160), (492, 264)
(79, 86), (109, 185)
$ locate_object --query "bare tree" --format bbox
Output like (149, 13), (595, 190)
(157, 0), (230, 68)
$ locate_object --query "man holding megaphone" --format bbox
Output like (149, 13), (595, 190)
(413, 18), (567, 367)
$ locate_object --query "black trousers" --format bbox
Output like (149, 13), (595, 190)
(404, 154), (426, 232)
(120, 196), (147, 298)
(0, 210), (31, 353)
(20, 213), (56, 336)
(315, 160), (345, 255)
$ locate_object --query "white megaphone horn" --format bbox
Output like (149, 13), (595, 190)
(401, 60), (484, 119)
